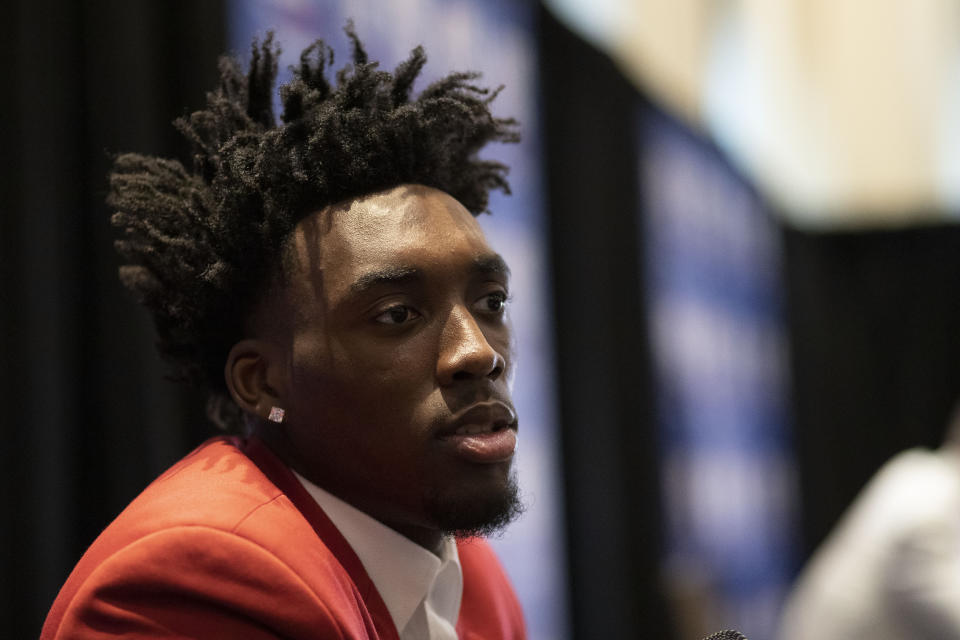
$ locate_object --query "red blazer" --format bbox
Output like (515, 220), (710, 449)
(41, 436), (526, 639)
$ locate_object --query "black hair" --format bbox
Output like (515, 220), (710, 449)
(108, 25), (519, 429)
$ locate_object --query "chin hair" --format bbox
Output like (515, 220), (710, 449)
(425, 471), (525, 539)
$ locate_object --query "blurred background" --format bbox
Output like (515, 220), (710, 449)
(6, 1), (960, 639)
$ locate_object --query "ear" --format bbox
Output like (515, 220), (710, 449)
(224, 338), (285, 421)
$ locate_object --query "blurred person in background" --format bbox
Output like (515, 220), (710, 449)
(779, 405), (960, 640)
(40, 28), (527, 640)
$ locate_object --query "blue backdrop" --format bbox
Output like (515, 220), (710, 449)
(641, 105), (798, 640)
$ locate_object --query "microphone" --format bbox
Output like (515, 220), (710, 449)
(702, 631), (748, 640)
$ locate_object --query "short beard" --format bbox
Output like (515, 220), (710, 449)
(424, 471), (525, 539)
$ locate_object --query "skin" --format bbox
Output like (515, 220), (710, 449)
(226, 184), (519, 552)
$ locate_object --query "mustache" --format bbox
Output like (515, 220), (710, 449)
(431, 386), (517, 431)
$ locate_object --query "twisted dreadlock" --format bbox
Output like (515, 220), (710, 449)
(109, 26), (519, 429)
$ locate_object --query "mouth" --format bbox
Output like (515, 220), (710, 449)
(439, 401), (518, 464)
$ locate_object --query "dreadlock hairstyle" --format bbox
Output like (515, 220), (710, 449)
(108, 25), (520, 430)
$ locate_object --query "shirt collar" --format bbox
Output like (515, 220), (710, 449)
(291, 471), (462, 634)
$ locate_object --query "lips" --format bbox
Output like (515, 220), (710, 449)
(440, 401), (518, 464)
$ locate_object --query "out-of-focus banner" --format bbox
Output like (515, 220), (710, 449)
(641, 104), (798, 640)
(227, 2), (569, 639)
(546, 0), (960, 229)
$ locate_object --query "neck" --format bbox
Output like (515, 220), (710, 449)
(252, 424), (446, 554)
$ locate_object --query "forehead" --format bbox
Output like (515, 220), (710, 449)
(289, 185), (495, 297)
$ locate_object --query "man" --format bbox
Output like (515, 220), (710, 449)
(779, 411), (960, 640)
(42, 28), (526, 639)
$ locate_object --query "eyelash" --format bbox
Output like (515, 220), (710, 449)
(374, 305), (421, 326)
(480, 291), (510, 314)
(373, 291), (510, 326)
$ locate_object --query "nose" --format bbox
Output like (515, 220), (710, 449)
(437, 305), (506, 385)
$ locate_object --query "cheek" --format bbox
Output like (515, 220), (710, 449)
(287, 334), (352, 422)
(487, 324), (515, 362)
(288, 332), (436, 417)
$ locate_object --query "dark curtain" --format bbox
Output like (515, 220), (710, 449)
(784, 223), (960, 558)
(2, 2), (225, 636)
(539, 7), (674, 638)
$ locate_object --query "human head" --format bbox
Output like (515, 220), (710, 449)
(229, 184), (522, 545)
(108, 27), (522, 541)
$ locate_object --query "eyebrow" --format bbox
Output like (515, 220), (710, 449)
(347, 253), (511, 296)
(349, 266), (421, 295)
(474, 254), (511, 279)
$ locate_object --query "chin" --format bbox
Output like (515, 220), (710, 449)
(424, 470), (525, 539)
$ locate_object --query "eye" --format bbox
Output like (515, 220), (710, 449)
(374, 304), (421, 325)
(476, 291), (509, 315)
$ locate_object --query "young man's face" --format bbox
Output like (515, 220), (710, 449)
(275, 184), (520, 547)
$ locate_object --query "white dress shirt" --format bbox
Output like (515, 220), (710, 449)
(292, 471), (463, 640)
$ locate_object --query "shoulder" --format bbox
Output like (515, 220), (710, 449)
(849, 448), (960, 533)
(779, 449), (960, 640)
(456, 538), (526, 640)
(42, 438), (375, 639)
(53, 525), (357, 639)
(73, 437), (305, 555)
